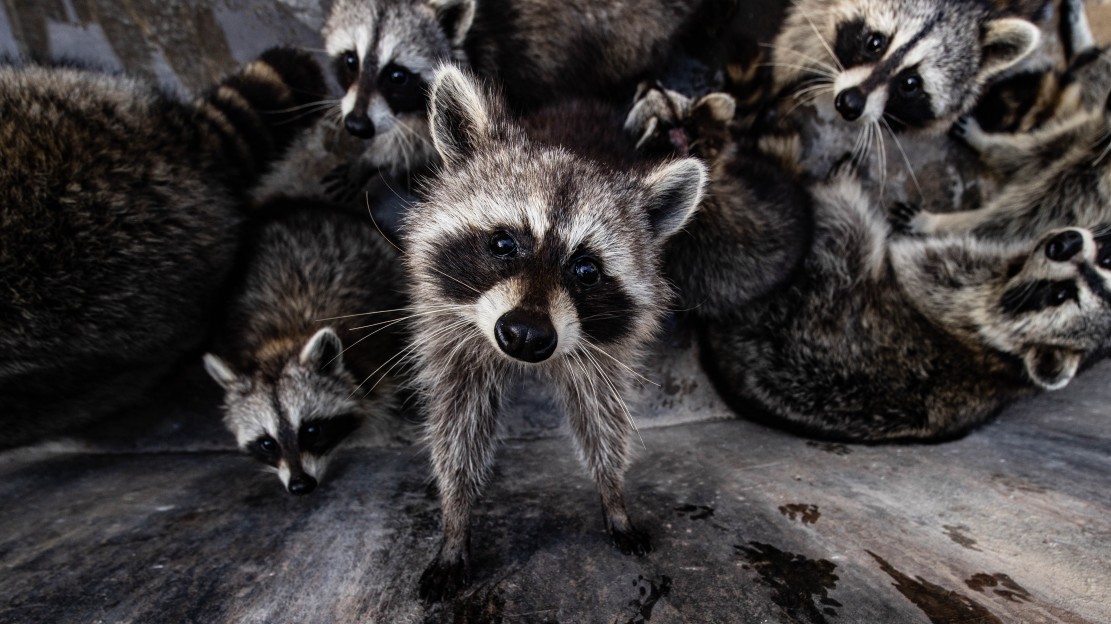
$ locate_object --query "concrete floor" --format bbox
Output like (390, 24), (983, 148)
(2, 1), (1110, 622)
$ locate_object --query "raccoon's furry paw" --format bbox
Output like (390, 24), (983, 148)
(626, 83), (694, 155)
(610, 524), (652, 556)
(889, 202), (923, 234)
(950, 115), (988, 151)
(418, 556), (470, 602)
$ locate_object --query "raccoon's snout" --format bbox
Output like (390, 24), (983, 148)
(494, 309), (558, 363)
(834, 88), (866, 122)
(288, 474), (317, 496)
(344, 112), (376, 139)
(1046, 230), (1085, 263)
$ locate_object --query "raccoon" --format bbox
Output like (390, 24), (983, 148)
(321, 0), (732, 179)
(0, 49), (326, 450)
(702, 159), (1111, 441)
(771, 0), (1042, 133)
(406, 66), (706, 600)
(203, 200), (409, 495)
(624, 83), (814, 320)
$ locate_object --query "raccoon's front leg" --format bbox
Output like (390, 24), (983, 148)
(555, 361), (651, 555)
(419, 376), (502, 602)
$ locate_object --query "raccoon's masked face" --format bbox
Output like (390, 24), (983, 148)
(203, 328), (364, 495)
(985, 228), (1111, 390)
(774, 0), (1039, 131)
(324, 0), (475, 174)
(404, 65), (705, 368)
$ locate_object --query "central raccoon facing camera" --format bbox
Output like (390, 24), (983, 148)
(204, 200), (412, 495)
(703, 159), (1111, 442)
(0, 49), (326, 449)
(406, 66), (706, 601)
(770, 0), (1042, 133)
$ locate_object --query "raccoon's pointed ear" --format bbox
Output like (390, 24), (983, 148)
(430, 0), (476, 48)
(1023, 347), (1081, 391)
(203, 354), (240, 391)
(300, 327), (345, 375)
(978, 18), (1040, 81)
(429, 65), (490, 170)
(641, 158), (707, 241)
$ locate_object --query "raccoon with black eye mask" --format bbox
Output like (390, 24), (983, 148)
(771, 0), (1042, 133)
(404, 66), (706, 601)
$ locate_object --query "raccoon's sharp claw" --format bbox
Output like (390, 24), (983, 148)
(890, 202), (923, 234)
(611, 525), (652, 556)
(635, 117), (660, 150)
(418, 557), (470, 602)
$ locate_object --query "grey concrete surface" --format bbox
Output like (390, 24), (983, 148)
(2, 1), (1111, 623)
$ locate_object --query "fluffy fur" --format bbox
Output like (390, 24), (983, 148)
(404, 66), (706, 601)
(771, 0), (1041, 133)
(204, 200), (410, 495)
(703, 160), (1111, 441)
(0, 49), (326, 449)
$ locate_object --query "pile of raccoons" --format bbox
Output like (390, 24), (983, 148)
(3, 0), (1111, 602)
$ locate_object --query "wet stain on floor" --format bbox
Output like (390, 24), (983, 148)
(942, 525), (982, 551)
(674, 504), (714, 521)
(736, 542), (841, 624)
(805, 441), (852, 456)
(965, 572), (1032, 603)
(624, 574), (671, 624)
(778, 504), (820, 525)
(868, 551), (1002, 624)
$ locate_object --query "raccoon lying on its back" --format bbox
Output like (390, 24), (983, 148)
(703, 159), (1111, 441)
(407, 66), (706, 600)
(0, 49), (326, 450)
(321, 0), (732, 177)
(772, 0), (1041, 133)
(205, 200), (409, 495)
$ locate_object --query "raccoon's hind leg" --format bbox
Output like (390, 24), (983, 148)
(419, 374), (503, 602)
(554, 359), (651, 556)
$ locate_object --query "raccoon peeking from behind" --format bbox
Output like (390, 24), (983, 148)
(204, 200), (411, 495)
(405, 65), (706, 601)
(770, 0), (1042, 133)
(0, 48), (326, 450)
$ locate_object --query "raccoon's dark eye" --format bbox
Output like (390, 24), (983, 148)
(378, 63), (426, 113)
(572, 257), (602, 286)
(489, 231), (518, 257)
(898, 74), (923, 97)
(387, 67), (410, 85)
(343, 51), (358, 72)
(1099, 247), (1111, 270)
(863, 32), (888, 58)
(1050, 285), (1074, 306)
(258, 437), (278, 453)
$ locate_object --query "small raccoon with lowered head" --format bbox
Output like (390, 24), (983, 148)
(204, 200), (409, 495)
(406, 66), (706, 600)
(702, 159), (1111, 442)
(771, 0), (1042, 132)
(0, 49), (326, 450)
(321, 0), (732, 177)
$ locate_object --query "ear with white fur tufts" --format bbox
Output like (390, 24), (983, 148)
(978, 18), (1040, 82)
(300, 327), (345, 375)
(203, 354), (240, 391)
(1023, 347), (1081, 391)
(641, 158), (707, 241)
(428, 65), (491, 170)
(430, 0), (475, 48)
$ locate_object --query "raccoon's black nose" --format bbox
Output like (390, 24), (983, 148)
(1046, 230), (1084, 262)
(288, 474), (317, 496)
(834, 88), (866, 121)
(495, 310), (557, 363)
(344, 113), (376, 139)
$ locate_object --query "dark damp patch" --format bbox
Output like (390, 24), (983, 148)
(449, 584), (507, 624)
(624, 574), (672, 624)
(965, 572), (1032, 604)
(779, 504), (820, 525)
(735, 542), (840, 623)
(674, 504), (714, 521)
(806, 441), (852, 456)
(942, 525), (981, 551)
(868, 551), (1003, 624)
